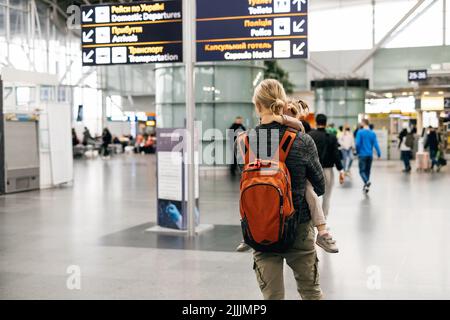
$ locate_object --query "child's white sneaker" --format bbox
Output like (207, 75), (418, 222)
(316, 233), (339, 253)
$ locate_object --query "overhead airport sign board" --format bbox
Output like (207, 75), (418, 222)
(408, 69), (428, 81)
(81, 1), (182, 66)
(196, 0), (308, 62)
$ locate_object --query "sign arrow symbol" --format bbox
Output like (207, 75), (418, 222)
(293, 42), (305, 55)
(292, 0), (306, 11)
(82, 30), (94, 43)
(82, 9), (93, 22)
(293, 19), (305, 33)
(83, 50), (94, 63)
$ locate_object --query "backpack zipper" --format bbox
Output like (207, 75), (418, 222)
(242, 168), (294, 214)
(280, 171), (293, 210)
(243, 167), (280, 173)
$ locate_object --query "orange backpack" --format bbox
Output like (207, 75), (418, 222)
(237, 128), (299, 252)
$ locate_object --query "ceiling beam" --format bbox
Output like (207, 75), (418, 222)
(351, 0), (427, 74)
(392, 0), (439, 42)
(306, 58), (332, 77)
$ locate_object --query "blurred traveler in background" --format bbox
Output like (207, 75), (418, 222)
(134, 134), (144, 153)
(229, 116), (246, 176)
(309, 114), (345, 219)
(337, 125), (344, 140)
(72, 128), (80, 146)
(339, 125), (355, 175)
(398, 125), (414, 173)
(326, 123), (338, 136)
(356, 119), (381, 194)
(72, 128), (85, 159)
(120, 135), (132, 150)
(82, 126), (95, 146)
(353, 124), (362, 138)
(436, 145), (447, 172)
(142, 134), (156, 154)
(100, 128), (112, 159)
(424, 126), (441, 172)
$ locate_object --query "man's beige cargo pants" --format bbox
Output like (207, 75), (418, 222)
(252, 221), (323, 300)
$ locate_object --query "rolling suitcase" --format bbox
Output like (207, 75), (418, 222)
(416, 151), (430, 171)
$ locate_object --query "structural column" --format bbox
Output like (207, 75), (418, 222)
(312, 79), (369, 128)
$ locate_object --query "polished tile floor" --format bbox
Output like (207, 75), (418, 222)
(0, 154), (449, 299)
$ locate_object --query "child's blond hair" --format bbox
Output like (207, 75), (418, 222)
(286, 98), (310, 118)
(253, 79), (287, 115)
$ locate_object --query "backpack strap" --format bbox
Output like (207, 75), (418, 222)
(274, 128), (298, 162)
(236, 132), (256, 165)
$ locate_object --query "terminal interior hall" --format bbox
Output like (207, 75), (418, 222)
(1, 0), (450, 300)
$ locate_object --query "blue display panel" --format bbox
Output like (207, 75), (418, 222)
(81, 1), (183, 66)
(196, 0), (308, 62)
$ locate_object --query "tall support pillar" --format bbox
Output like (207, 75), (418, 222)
(444, 0), (447, 45)
(0, 77), (5, 195)
(183, 0), (196, 237)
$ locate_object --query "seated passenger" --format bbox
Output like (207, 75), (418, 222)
(142, 135), (156, 154)
(135, 134), (144, 153)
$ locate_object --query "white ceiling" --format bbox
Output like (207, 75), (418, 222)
(309, 0), (414, 11)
